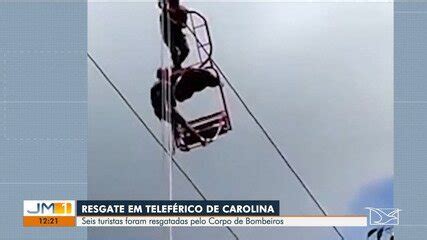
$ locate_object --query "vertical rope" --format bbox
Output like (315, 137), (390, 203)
(159, 2), (171, 240)
(160, 2), (174, 240)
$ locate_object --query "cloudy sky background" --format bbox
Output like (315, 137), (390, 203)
(88, 2), (393, 239)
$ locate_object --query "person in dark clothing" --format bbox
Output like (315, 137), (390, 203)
(150, 69), (206, 146)
(160, 0), (189, 69)
(173, 68), (220, 102)
(150, 79), (176, 121)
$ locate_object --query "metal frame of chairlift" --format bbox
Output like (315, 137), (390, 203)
(174, 10), (232, 152)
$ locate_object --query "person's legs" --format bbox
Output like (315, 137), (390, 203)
(169, 46), (181, 69)
(169, 31), (189, 69)
(161, 17), (184, 68)
(176, 37), (189, 66)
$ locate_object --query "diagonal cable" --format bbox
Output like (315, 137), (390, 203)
(87, 52), (240, 240)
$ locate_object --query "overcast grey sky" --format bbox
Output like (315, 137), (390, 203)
(88, 2), (393, 239)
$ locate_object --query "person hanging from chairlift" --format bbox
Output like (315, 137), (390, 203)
(150, 67), (220, 149)
(173, 67), (220, 102)
(159, 0), (190, 70)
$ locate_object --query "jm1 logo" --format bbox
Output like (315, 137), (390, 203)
(365, 207), (401, 225)
(26, 201), (72, 215)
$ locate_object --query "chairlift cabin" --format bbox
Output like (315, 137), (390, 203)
(173, 10), (232, 152)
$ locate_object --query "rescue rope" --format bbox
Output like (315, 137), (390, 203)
(87, 52), (240, 240)
(160, 3), (174, 240)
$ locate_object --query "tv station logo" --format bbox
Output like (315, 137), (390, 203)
(365, 207), (401, 226)
(23, 200), (76, 227)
